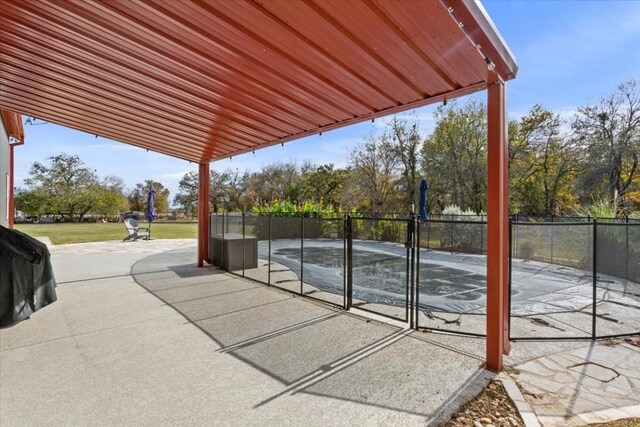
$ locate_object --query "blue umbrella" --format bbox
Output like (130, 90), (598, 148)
(146, 188), (157, 238)
(419, 179), (428, 221)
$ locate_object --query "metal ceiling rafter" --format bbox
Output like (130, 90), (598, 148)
(3, 2), (308, 135)
(0, 28), (286, 141)
(0, 88), (214, 159)
(76, 0), (339, 127)
(0, 61), (256, 152)
(0, 76), (240, 155)
(109, 0), (352, 123)
(0, 0), (517, 163)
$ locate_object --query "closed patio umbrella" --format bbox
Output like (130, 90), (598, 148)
(419, 179), (428, 221)
(146, 188), (157, 239)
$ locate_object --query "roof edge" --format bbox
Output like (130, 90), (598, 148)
(448, 0), (518, 80)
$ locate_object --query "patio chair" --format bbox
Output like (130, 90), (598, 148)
(122, 218), (150, 241)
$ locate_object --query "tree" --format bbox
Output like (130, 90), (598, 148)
(173, 169), (251, 216)
(299, 164), (346, 208)
(209, 169), (227, 213)
(573, 80), (640, 211)
(422, 101), (487, 213)
(387, 116), (422, 212)
(349, 133), (399, 213)
(173, 171), (199, 217)
(128, 185), (145, 212)
(246, 161), (301, 204)
(128, 180), (170, 214)
(220, 169), (250, 211)
(24, 154), (100, 222)
(14, 187), (50, 217)
(93, 176), (128, 217)
(509, 105), (579, 215)
(18, 154), (127, 221)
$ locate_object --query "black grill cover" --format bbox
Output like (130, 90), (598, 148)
(0, 225), (57, 327)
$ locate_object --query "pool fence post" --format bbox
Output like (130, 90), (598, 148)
(508, 217), (513, 340)
(415, 216), (421, 330)
(221, 212), (225, 271)
(268, 214), (272, 286)
(407, 213), (415, 327)
(450, 219), (454, 251)
(480, 214), (484, 253)
(242, 212), (246, 277)
(626, 215), (629, 280)
(300, 215), (304, 295)
(550, 214), (554, 264)
(343, 214), (347, 309)
(346, 215), (353, 309)
(513, 214), (518, 257)
(208, 212), (212, 263)
(592, 218), (597, 339)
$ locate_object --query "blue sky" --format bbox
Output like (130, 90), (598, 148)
(13, 0), (640, 203)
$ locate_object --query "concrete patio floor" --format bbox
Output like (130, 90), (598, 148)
(1, 240), (493, 426)
(2, 240), (638, 426)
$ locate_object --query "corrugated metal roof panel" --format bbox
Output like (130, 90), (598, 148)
(0, 0), (516, 163)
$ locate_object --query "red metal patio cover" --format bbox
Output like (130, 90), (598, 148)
(0, 0), (516, 162)
(0, 0), (517, 371)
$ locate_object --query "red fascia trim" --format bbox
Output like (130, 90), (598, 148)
(1, 110), (25, 145)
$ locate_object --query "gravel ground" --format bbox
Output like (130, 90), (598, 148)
(589, 419), (640, 427)
(444, 380), (523, 427)
(624, 336), (640, 348)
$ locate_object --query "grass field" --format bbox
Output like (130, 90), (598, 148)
(15, 222), (197, 245)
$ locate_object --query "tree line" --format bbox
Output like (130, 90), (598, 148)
(16, 80), (639, 221)
(15, 154), (171, 222)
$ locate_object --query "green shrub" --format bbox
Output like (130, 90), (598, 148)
(440, 205), (485, 253)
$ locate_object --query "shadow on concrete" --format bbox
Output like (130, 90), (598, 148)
(131, 248), (492, 422)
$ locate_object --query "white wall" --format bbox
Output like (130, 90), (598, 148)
(0, 116), (11, 228)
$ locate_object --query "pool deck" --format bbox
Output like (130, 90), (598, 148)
(1, 240), (638, 426)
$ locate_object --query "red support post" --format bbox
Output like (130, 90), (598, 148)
(197, 162), (210, 267)
(502, 85), (511, 357)
(486, 79), (510, 372)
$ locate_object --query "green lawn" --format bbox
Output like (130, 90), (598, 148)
(15, 222), (197, 245)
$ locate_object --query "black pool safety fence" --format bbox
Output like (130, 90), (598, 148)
(209, 213), (640, 341)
